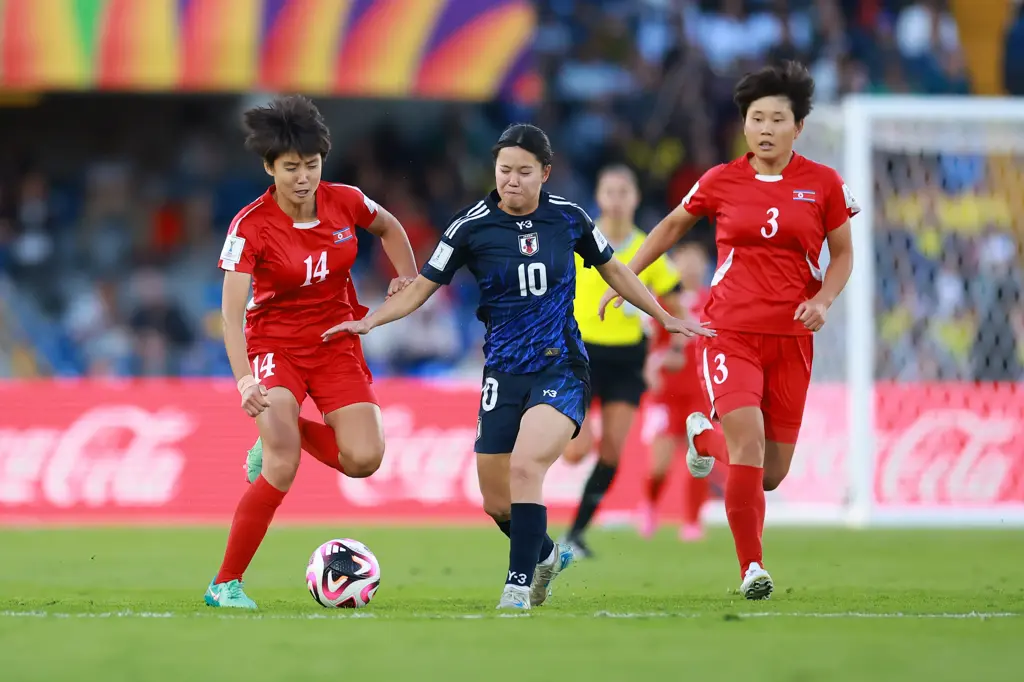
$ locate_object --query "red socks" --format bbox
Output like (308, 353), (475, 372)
(694, 426), (729, 464)
(215, 475), (286, 583)
(299, 417), (345, 473)
(682, 474), (709, 526)
(725, 464), (765, 576)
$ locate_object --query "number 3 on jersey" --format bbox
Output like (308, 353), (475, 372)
(761, 207), (779, 239)
(517, 262), (547, 297)
(303, 251), (329, 287)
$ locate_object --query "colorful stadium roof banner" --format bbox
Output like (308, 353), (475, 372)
(0, 0), (536, 100)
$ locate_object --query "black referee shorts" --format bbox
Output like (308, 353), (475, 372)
(584, 339), (648, 407)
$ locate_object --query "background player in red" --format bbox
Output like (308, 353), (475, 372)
(637, 242), (715, 542)
(206, 96), (417, 609)
(601, 61), (859, 599)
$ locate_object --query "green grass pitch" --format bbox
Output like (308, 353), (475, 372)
(1, 525), (1021, 681)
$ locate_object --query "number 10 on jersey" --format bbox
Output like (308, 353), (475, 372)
(517, 262), (547, 297)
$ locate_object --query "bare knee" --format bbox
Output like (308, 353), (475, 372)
(509, 456), (546, 489)
(341, 440), (384, 478)
(762, 441), (795, 491)
(483, 502), (510, 523)
(724, 421), (764, 463)
(562, 427), (592, 464)
(262, 430), (301, 489)
(762, 459), (793, 491)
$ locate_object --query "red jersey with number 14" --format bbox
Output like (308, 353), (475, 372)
(682, 152), (859, 335)
(218, 183), (378, 353)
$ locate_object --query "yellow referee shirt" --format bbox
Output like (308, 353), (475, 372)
(574, 228), (680, 346)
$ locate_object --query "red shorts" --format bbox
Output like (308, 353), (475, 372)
(696, 330), (813, 443)
(248, 338), (377, 416)
(650, 377), (709, 438)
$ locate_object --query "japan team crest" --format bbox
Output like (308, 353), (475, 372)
(518, 232), (539, 256)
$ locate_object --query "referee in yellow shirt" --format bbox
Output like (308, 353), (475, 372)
(562, 165), (681, 557)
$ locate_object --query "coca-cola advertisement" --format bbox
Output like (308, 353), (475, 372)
(1, 379), (1022, 525)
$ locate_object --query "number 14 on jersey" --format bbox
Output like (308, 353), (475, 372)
(303, 251), (329, 287)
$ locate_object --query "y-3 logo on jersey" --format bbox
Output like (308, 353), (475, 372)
(519, 232), (539, 256)
(516, 220), (533, 230)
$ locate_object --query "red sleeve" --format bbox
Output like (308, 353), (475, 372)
(680, 165), (725, 217)
(824, 168), (860, 232)
(219, 204), (263, 274)
(330, 183), (380, 228)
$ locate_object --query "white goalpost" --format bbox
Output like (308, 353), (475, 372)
(791, 95), (1024, 528)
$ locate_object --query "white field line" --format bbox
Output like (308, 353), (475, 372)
(0, 610), (1017, 621)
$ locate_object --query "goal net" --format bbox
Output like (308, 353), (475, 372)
(789, 96), (1024, 527)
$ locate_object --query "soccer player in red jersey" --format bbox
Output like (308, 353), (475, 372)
(637, 243), (714, 542)
(204, 96), (417, 609)
(601, 62), (859, 599)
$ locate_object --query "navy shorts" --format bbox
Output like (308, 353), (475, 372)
(475, 363), (591, 455)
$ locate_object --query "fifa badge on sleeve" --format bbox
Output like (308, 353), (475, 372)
(220, 235), (245, 265)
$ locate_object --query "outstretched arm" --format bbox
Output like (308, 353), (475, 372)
(596, 259), (714, 338)
(625, 204), (701, 275)
(596, 259), (672, 325)
(322, 275), (440, 341)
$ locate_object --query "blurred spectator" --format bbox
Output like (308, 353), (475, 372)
(1005, 0), (1024, 95)
(127, 268), (194, 376)
(2, 0), (1017, 386)
(895, 0), (960, 59)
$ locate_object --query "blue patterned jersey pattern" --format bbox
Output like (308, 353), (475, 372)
(421, 190), (615, 374)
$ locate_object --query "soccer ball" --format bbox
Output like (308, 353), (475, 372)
(306, 538), (381, 608)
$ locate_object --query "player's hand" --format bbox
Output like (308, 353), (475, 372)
(597, 289), (625, 321)
(322, 319), (373, 341)
(240, 383), (271, 418)
(794, 297), (829, 332)
(662, 316), (715, 338)
(386, 276), (416, 299)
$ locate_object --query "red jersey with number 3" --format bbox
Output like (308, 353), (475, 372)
(682, 152), (859, 335)
(218, 183), (378, 353)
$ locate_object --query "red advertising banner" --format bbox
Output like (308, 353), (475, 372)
(0, 379), (1022, 525)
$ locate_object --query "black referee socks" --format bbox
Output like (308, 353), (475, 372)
(570, 462), (618, 535)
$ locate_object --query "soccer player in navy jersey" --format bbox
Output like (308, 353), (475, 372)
(324, 124), (713, 609)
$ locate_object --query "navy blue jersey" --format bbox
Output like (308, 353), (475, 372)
(421, 190), (614, 374)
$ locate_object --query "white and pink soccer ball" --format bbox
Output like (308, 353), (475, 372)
(306, 538), (381, 608)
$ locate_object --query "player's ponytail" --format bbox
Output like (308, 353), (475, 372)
(492, 124), (554, 167)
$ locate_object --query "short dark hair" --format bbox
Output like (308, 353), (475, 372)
(733, 61), (815, 123)
(492, 124), (554, 166)
(596, 164), (638, 187)
(243, 95), (331, 165)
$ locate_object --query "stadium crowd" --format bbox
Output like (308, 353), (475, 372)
(0, 0), (1020, 381)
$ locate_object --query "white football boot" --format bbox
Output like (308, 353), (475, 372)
(496, 584), (531, 610)
(740, 562), (774, 600)
(685, 412), (715, 479)
(530, 542), (574, 607)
